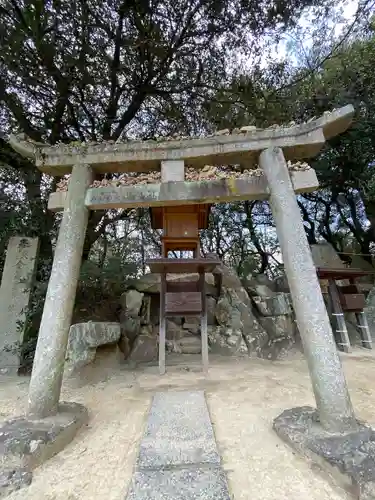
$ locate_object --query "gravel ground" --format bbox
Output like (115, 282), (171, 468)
(1, 350), (374, 500)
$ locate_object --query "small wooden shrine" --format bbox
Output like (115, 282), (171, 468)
(147, 204), (221, 374)
(150, 204), (211, 257)
(317, 267), (373, 352)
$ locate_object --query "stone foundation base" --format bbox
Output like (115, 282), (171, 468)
(273, 406), (375, 499)
(0, 402), (88, 497)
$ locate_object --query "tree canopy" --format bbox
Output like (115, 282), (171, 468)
(1, 0), (375, 353)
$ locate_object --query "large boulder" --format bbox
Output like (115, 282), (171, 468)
(66, 322), (121, 369)
(120, 290), (144, 316)
(205, 254), (243, 290)
(120, 315), (140, 342)
(208, 326), (247, 356)
(212, 288), (268, 356)
(243, 274), (276, 298)
(140, 295), (151, 325)
(310, 242), (345, 268)
(119, 289), (144, 342)
(128, 334), (158, 363)
(215, 295), (233, 326)
(253, 293), (292, 316)
(258, 315), (295, 339)
(207, 296), (217, 325)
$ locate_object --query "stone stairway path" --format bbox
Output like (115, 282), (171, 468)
(125, 390), (231, 500)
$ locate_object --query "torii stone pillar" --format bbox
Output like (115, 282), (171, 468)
(28, 164), (94, 417)
(259, 147), (356, 433)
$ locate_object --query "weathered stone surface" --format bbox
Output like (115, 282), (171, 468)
(127, 467), (231, 500)
(121, 290), (144, 316)
(0, 237), (39, 373)
(161, 159), (184, 182)
(31, 105), (353, 177)
(128, 334), (158, 363)
(126, 390), (231, 499)
(28, 164), (94, 418)
(259, 315), (295, 339)
(242, 328), (269, 356)
(182, 321), (200, 335)
(66, 322), (121, 369)
(350, 256), (375, 285)
(243, 274), (275, 298)
(212, 288), (269, 356)
(138, 391), (221, 468)
(260, 146), (355, 433)
(0, 403), (88, 495)
(310, 242), (345, 269)
(166, 319), (185, 340)
(178, 336), (201, 354)
(261, 336), (296, 360)
(365, 288), (375, 339)
(214, 296), (232, 326)
(120, 314), (141, 342)
(206, 297), (217, 325)
(118, 335), (131, 358)
(274, 273), (290, 293)
(140, 296), (151, 325)
(208, 326), (244, 356)
(165, 340), (182, 354)
(254, 273), (277, 290)
(273, 406), (375, 499)
(207, 256), (242, 290)
(253, 293), (292, 316)
(0, 468), (32, 498)
(51, 170), (320, 211)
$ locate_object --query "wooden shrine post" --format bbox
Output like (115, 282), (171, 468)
(146, 258), (220, 374)
(147, 159), (220, 374)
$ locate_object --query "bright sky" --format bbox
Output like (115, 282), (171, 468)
(270, 0), (360, 66)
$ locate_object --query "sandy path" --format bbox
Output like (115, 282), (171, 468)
(1, 350), (375, 500)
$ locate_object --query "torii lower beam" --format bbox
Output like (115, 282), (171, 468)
(48, 169), (319, 212)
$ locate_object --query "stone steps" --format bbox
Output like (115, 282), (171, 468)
(178, 336), (202, 354)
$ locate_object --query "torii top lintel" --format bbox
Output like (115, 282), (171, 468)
(8, 105), (354, 176)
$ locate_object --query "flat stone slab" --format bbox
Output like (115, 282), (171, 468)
(273, 406), (375, 499)
(0, 402), (88, 497)
(127, 466), (231, 500)
(126, 391), (230, 500)
(138, 391), (220, 468)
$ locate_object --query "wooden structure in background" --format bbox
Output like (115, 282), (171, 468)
(148, 204), (220, 374)
(150, 205), (211, 257)
(317, 267), (374, 352)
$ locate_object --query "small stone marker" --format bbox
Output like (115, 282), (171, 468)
(126, 391), (231, 500)
(0, 237), (39, 373)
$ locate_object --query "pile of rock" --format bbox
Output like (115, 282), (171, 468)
(65, 262), (300, 372)
(56, 162), (311, 192)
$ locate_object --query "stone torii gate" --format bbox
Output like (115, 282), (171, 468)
(10, 105), (357, 435)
